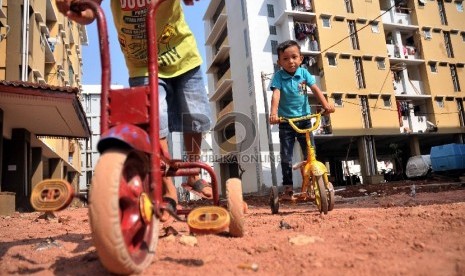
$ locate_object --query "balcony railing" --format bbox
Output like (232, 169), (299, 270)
(387, 44), (420, 60)
(381, 9), (415, 27)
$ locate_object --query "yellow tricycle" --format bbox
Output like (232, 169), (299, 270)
(270, 111), (335, 215)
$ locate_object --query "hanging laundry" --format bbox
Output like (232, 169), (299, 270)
(294, 22), (307, 40)
(303, 0), (312, 11)
(310, 35), (319, 51)
(291, 0), (298, 9)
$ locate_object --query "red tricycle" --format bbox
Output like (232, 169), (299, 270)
(30, 0), (245, 274)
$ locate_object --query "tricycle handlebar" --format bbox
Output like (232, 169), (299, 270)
(279, 109), (325, 134)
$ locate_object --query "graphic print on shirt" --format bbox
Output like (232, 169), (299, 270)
(298, 81), (308, 95)
(158, 25), (181, 67)
(118, 2), (181, 69)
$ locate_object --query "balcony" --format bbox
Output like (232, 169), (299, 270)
(397, 100), (433, 134)
(387, 44), (422, 64)
(395, 79), (426, 97)
(44, 35), (56, 63)
(207, 45), (230, 74)
(46, 0), (58, 22)
(206, 13), (227, 46)
(219, 135), (237, 155)
(217, 101), (234, 121)
(381, 9), (417, 31)
(275, 10), (316, 26)
(298, 37), (320, 55)
(210, 69), (232, 101)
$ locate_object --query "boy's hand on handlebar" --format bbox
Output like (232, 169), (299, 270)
(56, 0), (97, 25)
(269, 114), (280, 125)
(322, 103), (335, 115)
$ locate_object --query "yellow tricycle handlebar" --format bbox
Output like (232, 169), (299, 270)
(279, 110), (325, 134)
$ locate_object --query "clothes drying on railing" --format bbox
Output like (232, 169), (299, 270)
(291, 0), (312, 12)
(294, 22), (317, 41)
(398, 101), (409, 117)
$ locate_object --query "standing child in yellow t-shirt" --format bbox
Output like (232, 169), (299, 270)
(56, 0), (212, 221)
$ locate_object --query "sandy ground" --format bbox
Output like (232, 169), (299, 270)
(1, 181), (465, 276)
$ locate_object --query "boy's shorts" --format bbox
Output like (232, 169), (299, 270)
(129, 66), (212, 138)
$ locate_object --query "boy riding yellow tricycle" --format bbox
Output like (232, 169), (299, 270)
(270, 111), (335, 214)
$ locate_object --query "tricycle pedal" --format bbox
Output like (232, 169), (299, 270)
(187, 206), (230, 235)
(30, 179), (75, 212)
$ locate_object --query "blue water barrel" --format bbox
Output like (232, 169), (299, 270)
(430, 143), (465, 172)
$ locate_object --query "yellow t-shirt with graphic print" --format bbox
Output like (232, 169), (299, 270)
(110, 0), (202, 78)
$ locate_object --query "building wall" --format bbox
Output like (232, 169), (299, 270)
(205, 0), (465, 192)
(0, 0), (87, 206)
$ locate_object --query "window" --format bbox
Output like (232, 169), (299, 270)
(68, 64), (74, 86)
(85, 95), (91, 113)
(271, 40), (278, 55)
(382, 96), (391, 107)
(269, 25), (277, 35)
(240, 0), (246, 20)
(322, 16), (331, 28)
(376, 58), (386, 70)
(243, 29), (249, 57)
(360, 96), (372, 128)
(354, 57), (366, 89)
(429, 62), (438, 73)
(370, 21), (379, 33)
(327, 54), (337, 66)
(438, 0), (448, 25)
(348, 20), (360, 50)
(333, 94), (343, 106)
(247, 66), (253, 93)
(444, 31), (454, 58)
(461, 32), (465, 42)
(423, 29), (432, 40)
(435, 97), (444, 108)
(456, 1), (464, 12)
(457, 99), (465, 127)
(450, 64), (461, 92)
(267, 4), (275, 18)
(418, 0), (425, 7)
(345, 0), (354, 13)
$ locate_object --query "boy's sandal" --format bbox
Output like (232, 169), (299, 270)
(161, 197), (184, 222)
(181, 179), (213, 200)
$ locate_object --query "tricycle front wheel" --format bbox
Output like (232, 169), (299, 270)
(89, 149), (159, 275)
(314, 175), (329, 214)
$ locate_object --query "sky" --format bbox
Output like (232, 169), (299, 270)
(81, 1), (210, 87)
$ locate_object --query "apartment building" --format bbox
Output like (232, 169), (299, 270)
(204, 0), (465, 193)
(0, 0), (89, 212)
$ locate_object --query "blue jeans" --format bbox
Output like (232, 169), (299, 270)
(279, 120), (312, 187)
(129, 66), (211, 138)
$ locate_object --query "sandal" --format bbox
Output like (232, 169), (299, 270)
(181, 179), (213, 199)
(280, 186), (295, 201)
(160, 197), (177, 223)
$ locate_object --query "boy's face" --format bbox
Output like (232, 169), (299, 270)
(277, 45), (303, 74)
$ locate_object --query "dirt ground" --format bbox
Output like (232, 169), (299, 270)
(1, 180), (465, 276)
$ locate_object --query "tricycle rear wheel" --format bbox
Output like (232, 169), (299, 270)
(327, 181), (335, 211)
(226, 178), (245, 237)
(270, 186), (279, 214)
